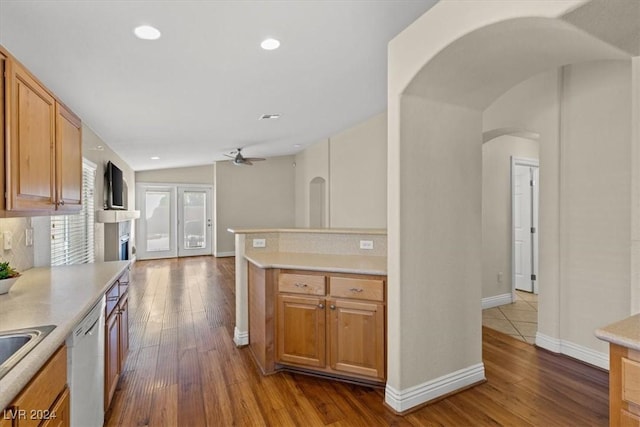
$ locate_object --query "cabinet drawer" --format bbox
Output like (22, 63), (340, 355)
(118, 269), (130, 297)
(105, 281), (120, 317)
(330, 277), (384, 301)
(279, 273), (326, 295)
(623, 357), (640, 406)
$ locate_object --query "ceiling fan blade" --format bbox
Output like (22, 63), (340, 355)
(244, 157), (265, 162)
(224, 154), (235, 159)
(243, 160), (253, 166)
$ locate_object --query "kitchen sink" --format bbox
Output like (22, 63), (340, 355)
(0, 325), (56, 380)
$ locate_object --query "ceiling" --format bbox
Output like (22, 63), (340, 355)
(0, 0), (437, 171)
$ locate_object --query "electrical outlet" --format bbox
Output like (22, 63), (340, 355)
(25, 228), (34, 247)
(497, 272), (503, 283)
(3, 231), (12, 250)
(252, 238), (266, 248)
(359, 240), (374, 250)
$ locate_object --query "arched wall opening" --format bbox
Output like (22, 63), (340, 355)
(386, 0), (638, 412)
(309, 177), (327, 228)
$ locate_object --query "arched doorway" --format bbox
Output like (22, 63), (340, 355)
(386, 1), (638, 412)
(309, 177), (327, 228)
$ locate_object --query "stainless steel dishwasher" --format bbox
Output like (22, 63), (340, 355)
(66, 298), (105, 427)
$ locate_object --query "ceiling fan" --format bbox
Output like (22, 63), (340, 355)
(224, 148), (266, 166)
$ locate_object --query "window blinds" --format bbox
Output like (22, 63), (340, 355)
(51, 159), (96, 266)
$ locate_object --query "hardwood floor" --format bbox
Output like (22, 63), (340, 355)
(105, 256), (609, 426)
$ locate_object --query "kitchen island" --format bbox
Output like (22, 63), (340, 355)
(0, 261), (129, 411)
(229, 228), (387, 384)
(595, 314), (640, 426)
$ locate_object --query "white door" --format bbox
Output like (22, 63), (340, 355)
(512, 158), (539, 293)
(136, 184), (213, 260)
(137, 185), (177, 260)
(177, 187), (212, 257)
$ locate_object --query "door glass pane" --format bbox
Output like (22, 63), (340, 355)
(145, 191), (171, 252)
(183, 191), (206, 249)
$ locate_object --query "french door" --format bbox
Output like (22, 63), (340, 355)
(136, 184), (212, 260)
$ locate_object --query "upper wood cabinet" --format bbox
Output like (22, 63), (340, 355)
(55, 104), (82, 211)
(1, 47), (82, 214)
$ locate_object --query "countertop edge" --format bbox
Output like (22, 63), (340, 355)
(0, 262), (130, 410)
(595, 328), (640, 352)
(244, 253), (387, 276)
(228, 227), (387, 235)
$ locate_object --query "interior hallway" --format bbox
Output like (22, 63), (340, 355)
(105, 256), (608, 426)
(483, 291), (538, 344)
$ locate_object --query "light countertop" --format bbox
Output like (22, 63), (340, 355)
(229, 227), (386, 235)
(0, 261), (130, 410)
(244, 252), (386, 275)
(595, 314), (640, 352)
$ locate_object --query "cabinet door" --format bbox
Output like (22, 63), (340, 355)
(328, 299), (385, 380)
(276, 294), (326, 368)
(105, 310), (120, 410)
(55, 103), (82, 211)
(41, 386), (70, 427)
(118, 293), (129, 372)
(5, 60), (56, 211)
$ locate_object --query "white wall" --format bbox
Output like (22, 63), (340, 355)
(481, 135), (539, 299)
(136, 165), (214, 185)
(214, 156), (295, 255)
(559, 60), (631, 352)
(295, 112), (387, 229)
(330, 112), (387, 228)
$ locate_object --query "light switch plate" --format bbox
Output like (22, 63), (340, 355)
(3, 231), (12, 250)
(359, 240), (374, 250)
(25, 228), (34, 247)
(253, 238), (266, 248)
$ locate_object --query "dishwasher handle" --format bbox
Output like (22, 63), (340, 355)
(85, 317), (100, 336)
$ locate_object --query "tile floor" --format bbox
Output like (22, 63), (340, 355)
(482, 290), (538, 344)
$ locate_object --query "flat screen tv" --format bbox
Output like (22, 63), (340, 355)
(105, 161), (124, 210)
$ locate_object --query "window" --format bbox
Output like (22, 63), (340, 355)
(51, 159), (96, 266)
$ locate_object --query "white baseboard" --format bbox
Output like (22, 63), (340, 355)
(481, 293), (513, 309)
(215, 251), (235, 258)
(536, 333), (609, 370)
(234, 327), (248, 346)
(385, 363), (485, 413)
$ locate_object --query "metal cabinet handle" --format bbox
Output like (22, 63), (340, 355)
(318, 303), (325, 309)
(349, 288), (364, 293)
(60, 200), (65, 206)
(295, 283), (308, 288)
(330, 305), (336, 310)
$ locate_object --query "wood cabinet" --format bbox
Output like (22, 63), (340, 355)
(0, 45), (81, 214)
(1, 346), (69, 427)
(277, 294), (326, 368)
(610, 344), (640, 426)
(54, 104), (82, 211)
(248, 264), (386, 384)
(104, 269), (130, 410)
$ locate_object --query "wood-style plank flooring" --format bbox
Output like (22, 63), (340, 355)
(105, 256), (609, 426)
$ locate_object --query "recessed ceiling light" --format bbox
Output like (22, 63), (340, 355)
(261, 38), (280, 50)
(134, 25), (161, 40)
(293, 144), (301, 148)
(259, 113), (281, 120)
(150, 156), (160, 160)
